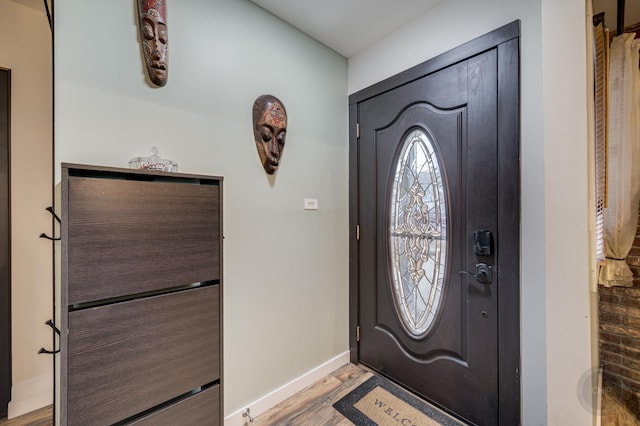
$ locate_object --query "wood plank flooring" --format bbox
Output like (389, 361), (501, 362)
(0, 405), (52, 426)
(252, 363), (460, 425)
(5, 366), (638, 425)
(252, 362), (373, 425)
(0, 363), (454, 425)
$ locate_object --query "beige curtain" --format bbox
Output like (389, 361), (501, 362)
(599, 33), (640, 287)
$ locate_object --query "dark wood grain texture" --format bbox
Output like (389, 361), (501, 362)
(67, 176), (219, 304)
(497, 37), (521, 426)
(462, 48), (500, 424)
(348, 20), (519, 106)
(66, 286), (219, 425)
(350, 20), (521, 425)
(60, 164), (223, 426)
(0, 68), (10, 419)
(358, 65), (482, 422)
(129, 385), (220, 426)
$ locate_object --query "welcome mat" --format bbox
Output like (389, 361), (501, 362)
(333, 375), (465, 426)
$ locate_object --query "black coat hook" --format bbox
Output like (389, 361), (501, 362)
(45, 206), (61, 224)
(39, 319), (60, 355)
(39, 232), (60, 241)
(41, 207), (61, 240)
(45, 319), (60, 336)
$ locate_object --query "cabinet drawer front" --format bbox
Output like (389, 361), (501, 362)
(67, 176), (220, 304)
(130, 385), (220, 426)
(66, 286), (220, 425)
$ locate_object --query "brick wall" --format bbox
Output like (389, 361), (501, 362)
(599, 217), (640, 412)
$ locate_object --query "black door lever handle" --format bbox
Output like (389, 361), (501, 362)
(459, 263), (492, 284)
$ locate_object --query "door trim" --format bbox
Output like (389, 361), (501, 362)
(348, 21), (520, 424)
(0, 67), (11, 419)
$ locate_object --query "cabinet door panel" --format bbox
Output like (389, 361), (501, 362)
(66, 286), (220, 425)
(129, 386), (220, 426)
(67, 176), (220, 304)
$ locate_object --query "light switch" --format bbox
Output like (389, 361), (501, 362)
(304, 198), (319, 210)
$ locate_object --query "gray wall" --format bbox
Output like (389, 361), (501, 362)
(54, 0), (348, 415)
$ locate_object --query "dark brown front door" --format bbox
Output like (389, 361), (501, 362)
(349, 22), (520, 425)
(0, 67), (11, 419)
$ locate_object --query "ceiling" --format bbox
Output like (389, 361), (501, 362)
(249, 0), (445, 57)
(13, 0), (445, 58)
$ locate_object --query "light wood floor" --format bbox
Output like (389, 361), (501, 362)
(5, 366), (639, 425)
(252, 362), (373, 425)
(252, 363), (459, 425)
(4, 377), (639, 425)
(0, 405), (52, 426)
(0, 364), (453, 425)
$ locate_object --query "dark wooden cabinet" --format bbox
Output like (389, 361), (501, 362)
(60, 164), (223, 426)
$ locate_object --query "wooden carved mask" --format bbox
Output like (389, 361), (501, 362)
(252, 95), (287, 175)
(137, 0), (168, 87)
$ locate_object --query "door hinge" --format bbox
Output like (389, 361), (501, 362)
(356, 224), (360, 240)
(356, 123), (360, 139)
(356, 326), (360, 342)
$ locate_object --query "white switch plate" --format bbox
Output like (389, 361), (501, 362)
(304, 198), (319, 210)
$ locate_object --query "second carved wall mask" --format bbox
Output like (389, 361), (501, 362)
(137, 0), (168, 87)
(252, 95), (287, 175)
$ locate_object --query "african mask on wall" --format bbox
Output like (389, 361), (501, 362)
(137, 0), (168, 87)
(252, 95), (287, 175)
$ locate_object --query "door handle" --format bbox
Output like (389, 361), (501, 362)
(459, 263), (492, 284)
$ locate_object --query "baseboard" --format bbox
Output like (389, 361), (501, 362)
(7, 373), (53, 419)
(225, 351), (350, 425)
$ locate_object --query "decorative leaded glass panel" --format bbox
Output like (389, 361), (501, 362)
(389, 128), (447, 338)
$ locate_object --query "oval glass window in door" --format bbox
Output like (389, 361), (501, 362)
(389, 128), (448, 338)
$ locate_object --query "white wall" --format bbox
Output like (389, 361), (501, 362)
(0, 0), (53, 419)
(541, 1), (592, 424)
(54, 0), (348, 417)
(349, 0), (592, 424)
